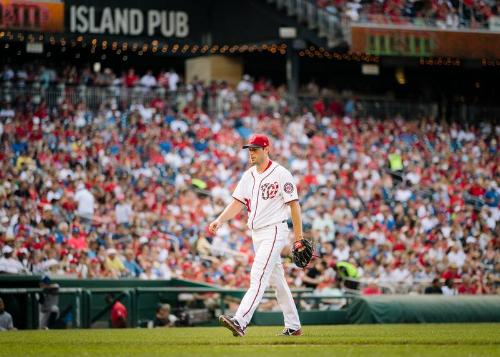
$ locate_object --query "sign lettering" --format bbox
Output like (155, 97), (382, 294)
(69, 5), (189, 38)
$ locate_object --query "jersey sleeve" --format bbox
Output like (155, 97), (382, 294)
(281, 168), (299, 203)
(232, 172), (248, 205)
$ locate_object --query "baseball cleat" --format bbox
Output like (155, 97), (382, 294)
(278, 327), (302, 336)
(219, 315), (246, 337)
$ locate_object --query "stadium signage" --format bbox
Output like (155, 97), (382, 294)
(69, 5), (189, 38)
(351, 25), (500, 59)
(0, 0), (64, 32)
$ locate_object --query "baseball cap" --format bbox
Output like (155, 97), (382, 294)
(41, 275), (52, 284)
(242, 134), (270, 149)
(2, 245), (13, 254)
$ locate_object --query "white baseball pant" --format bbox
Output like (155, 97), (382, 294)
(234, 222), (301, 330)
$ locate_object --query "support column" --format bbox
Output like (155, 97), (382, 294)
(286, 44), (300, 101)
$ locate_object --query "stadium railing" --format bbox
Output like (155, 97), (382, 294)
(0, 82), (435, 118)
(352, 14), (488, 30)
(270, 0), (346, 47)
(2, 81), (499, 122)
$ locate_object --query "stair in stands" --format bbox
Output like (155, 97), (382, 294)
(262, 0), (349, 49)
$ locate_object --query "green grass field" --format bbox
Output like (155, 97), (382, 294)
(0, 323), (499, 357)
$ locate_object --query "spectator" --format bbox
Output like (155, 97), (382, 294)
(312, 207), (335, 243)
(106, 294), (128, 328)
(105, 249), (126, 278)
(424, 278), (443, 294)
(447, 243), (466, 267)
(334, 261), (361, 290)
(302, 261), (328, 289)
(167, 69), (179, 91)
(123, 249), (143, 277)
(73, 182), (95, 226)
(124, 68), (139, 87)
(0, 245), (25, 274)
(333, 239), (350, 261)
(139, 70), (157, 89)
(153, 303), (177, 327)
(237, 74), (254, 93)
(0, 297), (15, 331)
(115, 194), (134, 226)
(362, 282), (382, 295)
(441, 278), (458, 296)
(139, 262), (157, 280)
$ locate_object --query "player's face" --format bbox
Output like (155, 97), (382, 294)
(248, 147), (266, 165)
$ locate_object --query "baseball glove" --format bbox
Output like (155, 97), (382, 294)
(292, 239), (314, 268)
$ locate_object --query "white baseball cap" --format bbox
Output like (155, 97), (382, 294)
(2, 245), (13, 254)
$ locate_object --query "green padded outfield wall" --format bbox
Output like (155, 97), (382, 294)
(347, 295), (500, 324)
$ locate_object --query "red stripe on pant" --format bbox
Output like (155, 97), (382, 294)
(242, 226), (277, 318)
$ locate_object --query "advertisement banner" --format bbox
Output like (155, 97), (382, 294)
(351, 25), (500, 59)
(64, 0), (209, 41)
(0, 0), (64, 32)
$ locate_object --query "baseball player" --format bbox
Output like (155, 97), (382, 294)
(208, 133), (303, 337)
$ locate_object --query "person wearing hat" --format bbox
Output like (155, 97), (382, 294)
(104, 248), (126, 278)
(38, 276), (60, 329)
(209, 133), (304, 337)
(0, 245), (25, 274)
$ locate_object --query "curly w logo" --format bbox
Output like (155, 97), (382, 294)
(261, 182), (279, 200)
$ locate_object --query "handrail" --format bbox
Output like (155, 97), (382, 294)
(1, 82), (499, 121)
(0, 287), (82, 293)
(353, 14), (490, 31)
(271, 0), (495, 48)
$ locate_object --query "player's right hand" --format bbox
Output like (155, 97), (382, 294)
(208, 219), (222, 235)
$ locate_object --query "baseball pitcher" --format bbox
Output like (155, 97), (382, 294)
(209, 134), (311, 337)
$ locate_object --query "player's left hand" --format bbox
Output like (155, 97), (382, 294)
(292, 238), (314, 268)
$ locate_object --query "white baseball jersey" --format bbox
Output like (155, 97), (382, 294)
(232, 160), (298, 230)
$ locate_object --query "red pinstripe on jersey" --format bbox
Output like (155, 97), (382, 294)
(251, 164), (279, 230)
(242, 226), (277, 318)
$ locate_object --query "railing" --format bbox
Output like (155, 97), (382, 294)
(297, 93), (439, 119)
(2, 82), (499, 121)
(270, 0), (346, 48)
(270, 0), (494, 48)
(353, 14), (489, 31)
(0, 82), (174, 111)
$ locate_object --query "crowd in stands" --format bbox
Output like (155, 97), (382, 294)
(1, 63), (181, 91)
(0, 64), (498, 299)
(317, 0), (500, 28)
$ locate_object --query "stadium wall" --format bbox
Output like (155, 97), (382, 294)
(347, 296), (500, 324)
